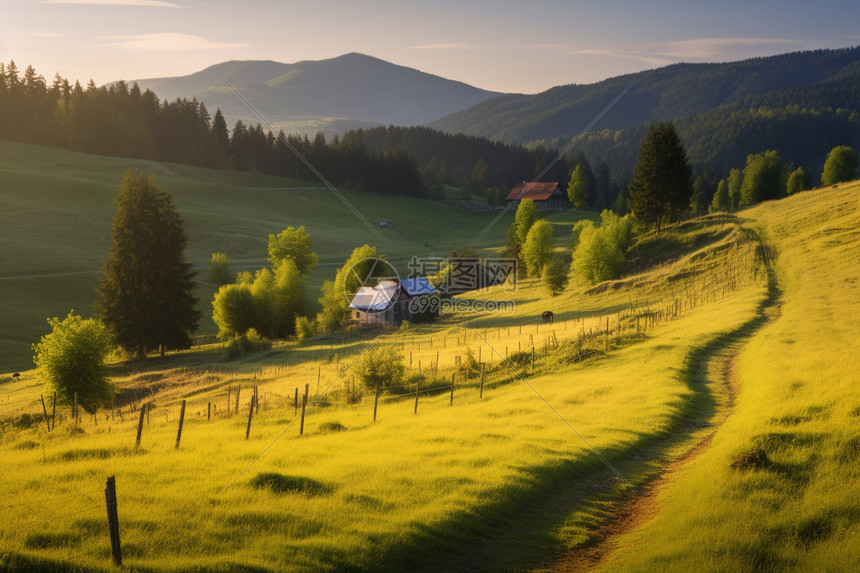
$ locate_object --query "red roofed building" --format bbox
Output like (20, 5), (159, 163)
(505, 182), (566, 211)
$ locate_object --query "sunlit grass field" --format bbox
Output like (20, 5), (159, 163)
(0, 199), (771, 571)
(598, 181), (860, 572)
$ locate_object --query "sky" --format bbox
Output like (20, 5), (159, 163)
(2, 0), (859, 94)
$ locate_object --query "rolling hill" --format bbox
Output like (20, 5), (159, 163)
(429, 46), (860, 143)
(123, 53), (505, 137)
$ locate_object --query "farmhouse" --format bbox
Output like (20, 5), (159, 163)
(505, 181), (566, 211)
(349, 277), (437, 326)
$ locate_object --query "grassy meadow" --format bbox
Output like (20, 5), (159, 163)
(0, 139), (591, 373)
(595, 181), (860, 572)
(0, 167), (775, 571)
(2, 137), (859, 572)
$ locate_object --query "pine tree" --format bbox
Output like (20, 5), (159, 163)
(628, 123), (692, 232)
(98, 169), (199, 356)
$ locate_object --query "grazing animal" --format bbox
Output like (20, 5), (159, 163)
(541, 311), (554, 324)
(12, 372), (20, 381)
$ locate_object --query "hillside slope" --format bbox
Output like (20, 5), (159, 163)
(430, 47), (860, 143)
(594, 181), (860, 571)
(0, 140), (549, 373)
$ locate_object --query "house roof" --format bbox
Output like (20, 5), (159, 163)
(349, 284), (399, 312)
(506, 182), (562, 202)
(400, 277), (437, 296)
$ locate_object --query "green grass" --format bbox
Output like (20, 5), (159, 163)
(597, 181), (860, 572)
(0, 139), (585, 373)
(0, 191), (771, 571)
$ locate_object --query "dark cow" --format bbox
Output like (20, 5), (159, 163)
(541, 311), (554, 324)
(12, 372), (20, 381)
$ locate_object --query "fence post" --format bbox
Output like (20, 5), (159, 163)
(450, 372), (455, 405)
(300, 384), (308, 435)
(373, 380), (381, 422)
(414, 363), (421, 414)
(294, 387), (299, 416)
(207, 402), (211, 421)
(104, 476), (122, 566)
(479, 364), (485, 399)
(40, 395), (49, 431)
(135, 407), (145, 449)
(175, 400), (186, 449)
(245, 396), (255, 440)
(235, 385), (241, 415)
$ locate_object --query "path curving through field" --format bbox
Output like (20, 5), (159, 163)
(537, 247), (782, 573)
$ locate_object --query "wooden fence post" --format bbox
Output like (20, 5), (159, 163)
(207, 402), (211, 421)
(40, 395), (49, 431)
(414, 363), (421, 414)
(300, 384), (308, 435)
(245, 396), (255, 440)
(104, 476), (122, 566)
(294, 387), (299, 415)
(175, 400), (186, 449)
(135, 407), (145, 449)
(235, 385), (241, 415)
(450, 372), (455, 405)
(479, 364), (485, 398)
(373, 380), (381, 422)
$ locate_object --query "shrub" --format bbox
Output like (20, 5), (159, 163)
(209, 252), (233, 286)
(32, 311), (114, 413)
(730, 448), (770, 470)
(295, 316), (316, 341)
(354, 346), (405, 390)
(226, 328), (271, 359)
(542, 255), (570, 296)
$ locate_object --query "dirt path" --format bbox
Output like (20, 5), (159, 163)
(537, 269), (782, 573)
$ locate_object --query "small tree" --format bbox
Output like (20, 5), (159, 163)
(212, 283), (256, 340)
(32, 311), (114, 413)
(267, 225), (318, 276)
(727, 168), (742, 211)
(522, 219), (555, 277)
(542, 256), (569, 296)
(710, 179), (730, 212)
(740, 150), (783, 205)
(514, 198), (540, 245)
(570, 213), (629, 285)
(567, 165), (589, 210)
(821, 145), (858, 186)
(354, 346), (405, 390)
(209, 252), (233, 286)
(295, 316), (316, 341)
(785, 167), (811, 196)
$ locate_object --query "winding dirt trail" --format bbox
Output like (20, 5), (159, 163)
(537, 272), (782, 573)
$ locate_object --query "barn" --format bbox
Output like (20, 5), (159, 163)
(505, 181), (566, 211)
(349, 278), (437, 326)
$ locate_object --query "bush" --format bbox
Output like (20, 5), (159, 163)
(295, 316), (316, 341)
(209, 252), (233, 286)
(730, 448), (770, 471)
(457, 348), (481, 378)
(31, 311), (114, 413)
(354, 346), (405, 390)
(821, 145), (858, 186)
(226, 328), (271, 359)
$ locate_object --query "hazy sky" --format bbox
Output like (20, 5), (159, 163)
(2, 0), (859, 94)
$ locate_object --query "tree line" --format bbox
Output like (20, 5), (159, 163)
(0, 61), (424, 197)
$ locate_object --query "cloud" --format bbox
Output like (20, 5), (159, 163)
(567, 37), (819, 66)
(41, 0), (182, 7)
(408, 43), (487, 51)
(106, 33), (248, 51)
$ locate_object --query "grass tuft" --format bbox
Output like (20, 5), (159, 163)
(248, 472), (333, 496)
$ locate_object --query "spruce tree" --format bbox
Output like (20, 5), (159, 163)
(628, 123), (692, 232)
(98, 169), (199, 356)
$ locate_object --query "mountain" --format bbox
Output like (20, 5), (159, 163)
(123, 53), (505, 137)
(429, 47), (860, 143)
